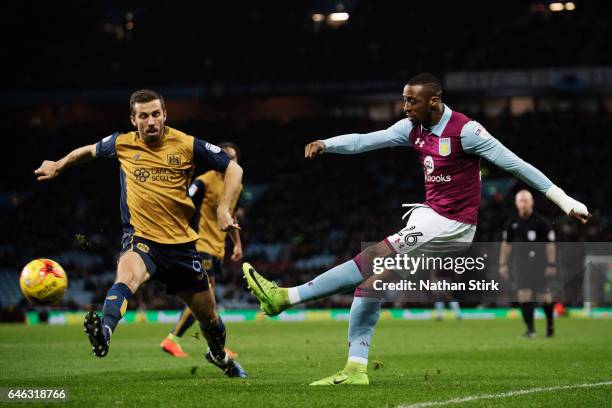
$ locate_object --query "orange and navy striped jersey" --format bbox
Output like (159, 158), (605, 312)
(190, 171), (243, 259)
(95, 126), (230, 244)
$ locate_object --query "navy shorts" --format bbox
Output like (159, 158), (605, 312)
(200, 252), (223, 279)
(121, 234), (209, 295)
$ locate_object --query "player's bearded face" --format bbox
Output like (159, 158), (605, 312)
(131, 100), (167, 144)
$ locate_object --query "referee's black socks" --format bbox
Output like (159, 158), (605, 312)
(520, 302), (535, 333)
(542, 303), (554, 331)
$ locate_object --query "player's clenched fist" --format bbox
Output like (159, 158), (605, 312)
(569, 209), (592, 225)
(34, 160), (61, 181)
(305, 140), (326, 159)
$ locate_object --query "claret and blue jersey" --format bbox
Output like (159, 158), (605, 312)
(323, 104), (553, 225)
(96, 126), (230, 245)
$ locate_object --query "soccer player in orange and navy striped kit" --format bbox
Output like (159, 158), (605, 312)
(161, 143), (243, 358)
(35, 90), (247, 377)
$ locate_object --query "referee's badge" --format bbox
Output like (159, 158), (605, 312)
(439, 138), (451, 156)
(527, 230), (536, 241)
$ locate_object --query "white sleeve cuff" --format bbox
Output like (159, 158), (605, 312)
(545, 185), (589, 216)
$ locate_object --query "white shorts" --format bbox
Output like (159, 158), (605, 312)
(385, 205), (476, 255)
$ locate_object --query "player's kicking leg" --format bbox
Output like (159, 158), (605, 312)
(178, 290), (247, 378)
(243, 206), (461, 317)
(84, 251), (149, 357)
(242, 241), (389, 315)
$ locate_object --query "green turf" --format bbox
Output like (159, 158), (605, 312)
(1, 318), (611, 407)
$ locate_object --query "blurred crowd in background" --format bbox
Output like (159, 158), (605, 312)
(3, 1), (611, 89)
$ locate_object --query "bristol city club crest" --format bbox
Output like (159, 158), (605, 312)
(438, 138), (451, 156)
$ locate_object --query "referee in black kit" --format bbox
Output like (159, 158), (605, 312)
(499, 190), (557, 338)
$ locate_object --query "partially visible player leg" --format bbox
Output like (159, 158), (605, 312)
(177, 290), (246, 378)
(161, 306), (195, 357)
(431, 266), (462, 320)
(434, 301), (445, 320)
(85, 251), (149, 357)
(433, 299), (461, 320)
(450, 301), (462, 320)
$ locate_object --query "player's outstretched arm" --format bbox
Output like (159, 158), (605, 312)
(34, 144), (97, 181)
(217, 161), (243, 231)
(305, 118), (412, 158)
(461, 122), (591, 224)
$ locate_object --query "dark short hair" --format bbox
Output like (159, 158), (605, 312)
(129, 89), (166, 115)
(407, 73), (443, 98)
(219, 142), (240, 160)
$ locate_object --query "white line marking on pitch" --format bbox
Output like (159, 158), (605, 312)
(398, 381), (612, 408)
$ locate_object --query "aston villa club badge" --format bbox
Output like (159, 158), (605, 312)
(439, 137), (451, 156)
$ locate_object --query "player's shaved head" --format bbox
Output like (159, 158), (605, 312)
(515, 189), (534, 219)
(403, 73), (444, 127)
(407, 73), (443, 99)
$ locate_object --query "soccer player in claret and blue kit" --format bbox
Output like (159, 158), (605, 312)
(34, 89), (247, 378)
(243, 73), (591, 385)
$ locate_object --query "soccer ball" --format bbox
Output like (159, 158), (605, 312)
(19, 259), (68, 305)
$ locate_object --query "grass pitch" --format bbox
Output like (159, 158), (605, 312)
(1, 318), (611, 407)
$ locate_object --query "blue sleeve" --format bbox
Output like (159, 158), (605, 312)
(460, 121), (553, 193)
(324, 119), (412, 154)
(188, 179), (206, 209)
(193, 139), (230, 172)
(95, 132), (119, 159)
